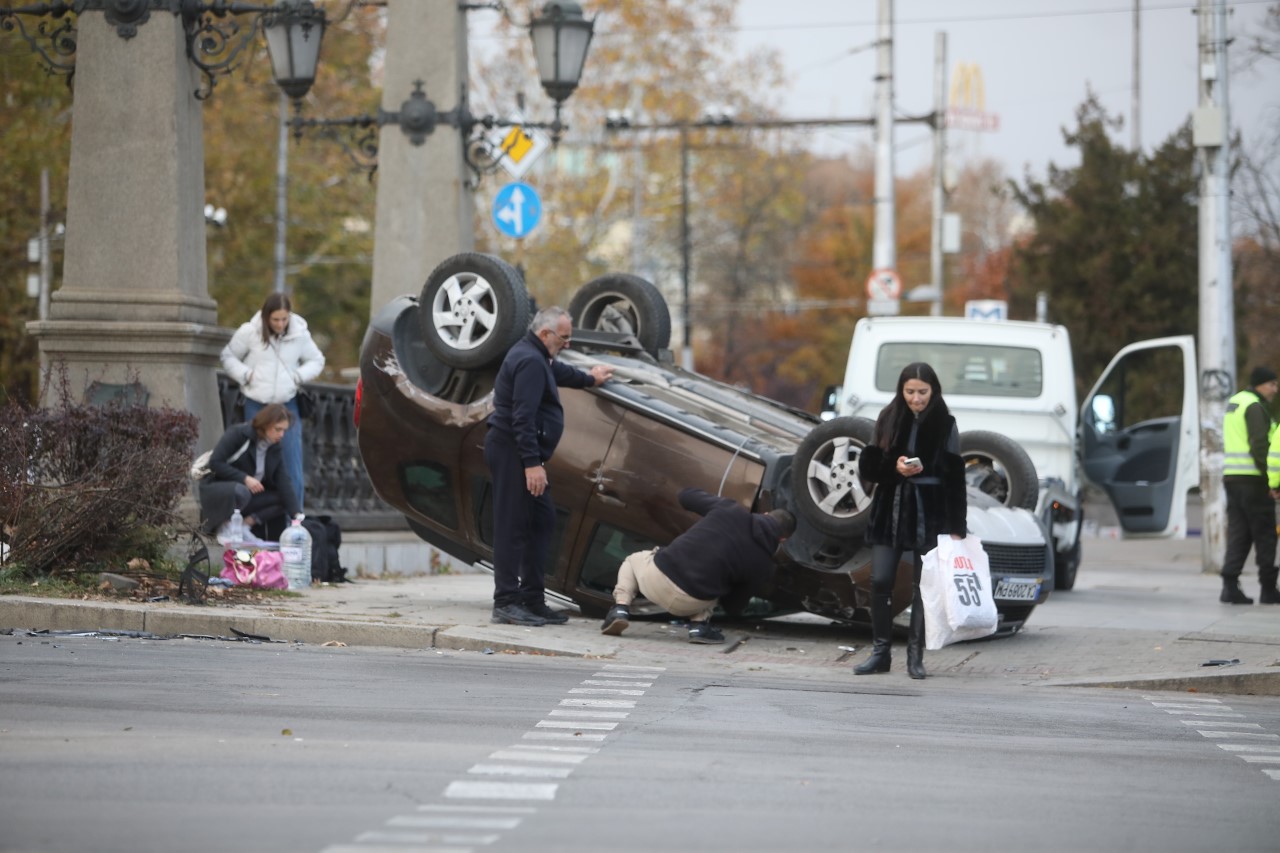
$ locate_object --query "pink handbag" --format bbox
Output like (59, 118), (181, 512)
(220, 549), (287, 590)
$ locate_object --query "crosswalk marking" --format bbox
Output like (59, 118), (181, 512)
(535, 719), (619, 730)
(1235, 755), (1280, 763)
(323, 846), (473, 853)
(502, 743), (599, 753)
(1163, 709), (1245, 717)
(490, 749), (591, 764)
(469, 763), (573, 778)
(581, 679), (653, 687)
(356, 830), (501, 844)
(1217, 743), (1280, 752)
(444, 781), (558, 800)
(1182, 721), (1262, 728)
(568, 687), (646, 696)
(1196, 731), (1280, 740)
(560, 698), (636, 708)
(522, 730), (609, 741)
(548, 709), (630, 719)
(388, 815), (522, 829)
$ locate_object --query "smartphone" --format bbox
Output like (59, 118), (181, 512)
(902, 456), (922, 468)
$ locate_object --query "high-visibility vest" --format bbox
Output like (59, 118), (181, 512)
(1269, 425), (1280, 490)
(1223, 389), (1267, 477)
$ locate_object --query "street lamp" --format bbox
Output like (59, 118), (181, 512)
(285, 0), (595, 178)
(0, 0), (328, 100)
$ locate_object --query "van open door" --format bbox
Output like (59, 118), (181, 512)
(1079, 336), (1199, 538)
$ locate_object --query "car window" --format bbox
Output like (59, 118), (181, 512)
(1088, 345), (1184, 431)
(577, 522), (661, 595)
(876, 342), (1043, 398)
(400, 462), (459, 529)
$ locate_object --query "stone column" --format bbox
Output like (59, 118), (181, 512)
(26, 11), (229, 452)
(369, 0), (474, 316)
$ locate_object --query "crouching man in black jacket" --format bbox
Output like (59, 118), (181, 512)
(602, 488), (795, 643)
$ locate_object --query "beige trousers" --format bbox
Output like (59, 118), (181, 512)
(614, 549), (716, 622)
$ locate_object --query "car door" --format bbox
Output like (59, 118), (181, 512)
(1079, 336), (1198, 537)
(570, 409), (767, 611)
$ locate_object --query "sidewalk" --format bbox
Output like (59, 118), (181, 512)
(2, 536), (1278, 693)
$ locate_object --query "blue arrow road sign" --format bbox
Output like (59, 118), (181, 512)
(492, 181), (542, 239)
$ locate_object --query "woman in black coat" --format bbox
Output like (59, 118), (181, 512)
(855, 362), (967, 679)
(198, 403), (300, 543)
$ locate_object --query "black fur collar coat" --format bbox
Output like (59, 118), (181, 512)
(857, 407), (967, 550)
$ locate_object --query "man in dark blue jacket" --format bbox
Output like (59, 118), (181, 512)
(485, 307), (613, 626)
(601, 488), (795, 643)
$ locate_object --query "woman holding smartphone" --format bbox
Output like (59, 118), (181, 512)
(855, 362), (967, 679)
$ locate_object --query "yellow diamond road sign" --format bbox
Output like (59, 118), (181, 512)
(490, 116), (550, 180)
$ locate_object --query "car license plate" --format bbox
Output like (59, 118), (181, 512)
(994, 577), (1041, 601)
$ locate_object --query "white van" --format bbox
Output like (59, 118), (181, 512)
(829, 316), (1199, 590)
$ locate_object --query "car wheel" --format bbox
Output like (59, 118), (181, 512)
(1054, 537), (1081, 590)
(790, 416), (876, 538)
(419, 252), (531, 370)
(568, 273), (672, 357)
(959, 430), (1039, 511)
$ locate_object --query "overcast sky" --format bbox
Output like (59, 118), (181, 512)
(732, 0), (1278, 178)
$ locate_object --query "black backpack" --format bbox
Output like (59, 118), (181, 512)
(301, 515), (349, 583)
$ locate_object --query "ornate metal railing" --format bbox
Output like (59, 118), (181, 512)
(216, 373), (404, 531)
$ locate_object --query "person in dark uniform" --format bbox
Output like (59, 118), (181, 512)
(600, 488), (795, 643)
(484, 307), (613, 626)
(1221, 366), (1279, 604)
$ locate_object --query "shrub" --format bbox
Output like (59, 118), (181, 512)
(0, 377), (199, 579)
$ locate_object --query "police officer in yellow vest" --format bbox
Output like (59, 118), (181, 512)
(1221, 366), (1279, 604)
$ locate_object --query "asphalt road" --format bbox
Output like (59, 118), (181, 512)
(3, 635), (1278, 853)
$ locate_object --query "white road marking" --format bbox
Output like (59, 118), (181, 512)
(444, 781), (558, 800)
(1235, 755), (1280, 763)
(560, 698), (636, 708)
(1163, 709), (1245, 717)
(581, 679), (653, 687)
(1144, 696), (1221, 703)
(535, 720), (618, 730)
(1151, 702), (1227, 708)
(469, 763), (573, 778)
(568, 687), (646, 696)
(325, 840), (476, 845)
(503, 743), (599, 753)
(1217, 743), (1280, 752)
(521, 730), (608, 741)
(600, 664), (665, 671)
(1196, 731), (1280, 739)
(1182, 721), (1263, 728)
(356, 830), (501, 844)
(388, 816), (522, 830)
(490, 749), (591, 764)
(548, 709), (630, 719)
(1262, 769), (1280, 780)
(592, 672), (656, 679)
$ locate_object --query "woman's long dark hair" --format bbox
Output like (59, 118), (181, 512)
(258, 292), (292, 344)
(874, 361), (949, 449)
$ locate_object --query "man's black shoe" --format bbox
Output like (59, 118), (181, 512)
(688, 621), (725, 644)
(1259, 585), (1280, 605)
(491, 603), (548, 626)
(601, 605), (631, 636)
(1220, 583), (1254, 605)
(527, 601), (569, 624)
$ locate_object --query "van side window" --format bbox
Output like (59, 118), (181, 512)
(877, 343), (1043, 398)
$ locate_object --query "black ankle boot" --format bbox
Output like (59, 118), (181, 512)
(906, 585), (927, 680)
(1259, 584), (1280, 605)
(1220, 581), (1254, 605)
(854, 594), (893, 675)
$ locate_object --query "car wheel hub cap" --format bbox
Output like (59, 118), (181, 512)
(806, 436), (872, 519)
(433, 273), (498, 351)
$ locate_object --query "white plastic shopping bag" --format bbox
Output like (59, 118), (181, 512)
(919, 534), (999, 650)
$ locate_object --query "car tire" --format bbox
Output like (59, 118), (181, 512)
(790, 416), (876, 538)
(419, 252), (531, 370)
(959, 430), (1039, 511)
(568, 273), (672, 357)
(1054, 537), (1081, 590)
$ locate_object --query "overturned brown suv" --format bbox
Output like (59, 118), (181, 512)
(355, 253), (1052, 631)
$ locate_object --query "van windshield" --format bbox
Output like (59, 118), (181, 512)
(876, 343), (1043, 398)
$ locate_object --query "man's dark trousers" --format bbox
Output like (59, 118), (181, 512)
(1223, 478), (1278, 587)
(484, 427), (553, 608)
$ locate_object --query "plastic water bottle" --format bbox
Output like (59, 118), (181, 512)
(280, 517), (312, 591)
(228, 509), (244, 545)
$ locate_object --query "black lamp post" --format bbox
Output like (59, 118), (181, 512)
(283, 1), (595, 178)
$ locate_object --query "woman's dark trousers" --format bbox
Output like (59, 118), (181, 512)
(854, 544), (926, 679)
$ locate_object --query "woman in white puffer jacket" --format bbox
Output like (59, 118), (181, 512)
(221, 292), (325, 509)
